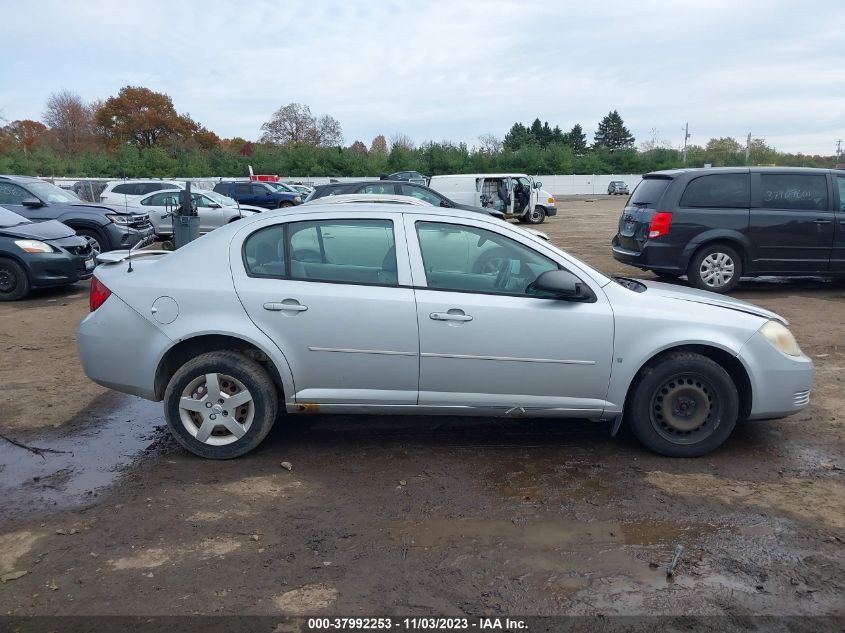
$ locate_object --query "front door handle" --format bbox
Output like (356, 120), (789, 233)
(430, 310), (473, 322)
(264, 300), (308, 313)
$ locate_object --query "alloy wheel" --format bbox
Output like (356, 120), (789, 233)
(178, 373), (255, 446)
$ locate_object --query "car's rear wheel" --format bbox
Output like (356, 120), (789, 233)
(0, 258), (30, 301)
(627, 352), (738, 457)
(525, 206), (546, 224)
(688, 243), (742, 293)
(75, 229), (105, 256)
(164, 351), (278, 459)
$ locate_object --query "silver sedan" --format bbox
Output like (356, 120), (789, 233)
(77, 204), (814, 459)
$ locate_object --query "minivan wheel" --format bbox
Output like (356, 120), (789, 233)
(526, 207), (546, 224)
(164, 351), (278, 459)
(0, 258), (30, 301)
(627, 352), (738, 457)
(688, 244), (742, 293)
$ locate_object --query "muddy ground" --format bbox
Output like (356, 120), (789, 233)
(0, 196), (843, 620)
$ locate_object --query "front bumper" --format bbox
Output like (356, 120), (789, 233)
(105, 224), (155, 250)
(544, 206), (558, 217)
(27, 251), (94, 288)
(739, 331), (815, 420)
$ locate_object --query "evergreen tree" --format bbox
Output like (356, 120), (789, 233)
(564, 124), (587, 155)
(503, 123), (532, 151)
(593, 110), (635, 151)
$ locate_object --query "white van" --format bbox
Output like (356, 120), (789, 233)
(428, 174), (557, 224)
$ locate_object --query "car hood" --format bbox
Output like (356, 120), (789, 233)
(0, 219), (76, 241)
(639, 280), (786, 324)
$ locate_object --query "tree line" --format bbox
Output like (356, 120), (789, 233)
(0, 87), (838, 178)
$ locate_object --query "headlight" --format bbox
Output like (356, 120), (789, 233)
(14, 239), (53, 253)
(294, 196), (302, 204)
(106, 213), (133, 225)
(760, 320), (802, 357)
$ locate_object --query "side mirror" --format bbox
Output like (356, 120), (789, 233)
(208, 203), (221, 208)
(534, 181), (542, 189)
(439, 200), (451, 208)
(21, 197), (43, 208)
(529, 270), (591, 300)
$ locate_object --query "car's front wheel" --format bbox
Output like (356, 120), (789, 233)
(0, 257), (30, 301)
(278, 201), (293, 209)
(75, 229), (106, 256)
(626, 352), (738, 457)
(525, 206), (546, 224)
(163, 351), (278, 459)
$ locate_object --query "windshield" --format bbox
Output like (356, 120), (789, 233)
(267, 182), (294, 193)
(203, 190), (237, 206)
(0, 205), (31, 228)
(26, 181), (82, 204)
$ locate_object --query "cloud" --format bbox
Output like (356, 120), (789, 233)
(0, 0), (843, 155)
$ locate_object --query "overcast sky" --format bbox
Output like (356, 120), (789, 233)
(1, 0), (843, 155)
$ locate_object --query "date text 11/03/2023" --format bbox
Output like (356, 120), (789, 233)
(307, 617), (528, 630)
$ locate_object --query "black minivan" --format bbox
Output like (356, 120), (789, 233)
(612, 167), (845, 293)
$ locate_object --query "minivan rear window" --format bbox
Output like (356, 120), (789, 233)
(629, 177), (671, 206)
(680, 174), (750, 208)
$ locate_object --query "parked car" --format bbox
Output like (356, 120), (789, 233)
(428, 173), (557, 224)
(607, 181), (630, 195)
(78, 202), (813, 460)
(306, 179), (504, 218)
(612, 167), (845, 293)
(0, 175), (154, 255)
(213, 181), (301, 209)
(0, 205), (94, 300)
(304, 193), (431, 206)
(284, 183), (314, 195)
(386, 171), (428, 185)
(130, 189), (261, 238)
(99, 180), (185, 205)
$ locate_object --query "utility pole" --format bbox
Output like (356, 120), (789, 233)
(682, 123), (691, 165)
(837, 139), (843, 162)
(745, 133), (752, 165)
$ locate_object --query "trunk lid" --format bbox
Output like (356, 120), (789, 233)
(615, 176), (673, 252)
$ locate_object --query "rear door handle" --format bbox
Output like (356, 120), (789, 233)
(264, 300), (308, 312)
(430, 310), (473, 322)
(813, 219), (832, 224)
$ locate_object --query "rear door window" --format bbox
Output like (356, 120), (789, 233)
(680, 174), (750, 208)
(629, 178), (671, 206)
(0, 182), (30, 204)
(359, 183), (397, 195)
(835, 176), (844, 212)
(759, 174), (828, 211)
(289, 219), (398, 286)
(234, 183), (251, 195)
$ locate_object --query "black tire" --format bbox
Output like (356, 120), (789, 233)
(163, 351), (278, 459)
(626, 352), (738, 457)
(687, 243), (742, 294)
(0, 257), (30, 301)
(278, 201), (293, 209)
(74, 228), (107, 256)
(525, 206), (546, 225)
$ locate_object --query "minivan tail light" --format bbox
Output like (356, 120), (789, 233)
(89, 276), (112, 312)
(648, 212), (673, 239)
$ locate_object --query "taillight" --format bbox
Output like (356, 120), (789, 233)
(89, 276), (112, 312)
(648, 212), (673, 239)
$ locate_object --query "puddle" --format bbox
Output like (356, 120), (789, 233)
(0, 395), (168, 524)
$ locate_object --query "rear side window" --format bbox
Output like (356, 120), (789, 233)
(289, 219), (397, 286)
(629, 178), (671, 206)
(760, 174), (828, 211)
(111, 183), (135, 195)
(234, 183), (251, 195)
(0, 182), (30, 204)
(244, 226), (287, 277)
(680, 174), (750, 208)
